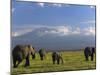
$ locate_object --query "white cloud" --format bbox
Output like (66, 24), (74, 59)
(12, 32), (20, 37)
(83, 27), (95, 36)
(37, 26), (95, 37)
(46, 26), (70, 36)
(37, 3), (44, 7)
(12, 25), (95, 37)
(12, 29), (33, 37)
(52, 3), (62, 7)
(72, 31), (80, 34)
(71, 27), (81, 35)
(55, 26), (71, 36)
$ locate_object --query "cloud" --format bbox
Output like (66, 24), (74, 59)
(12, 32), (20, 37)
(55, 26), (71, 36)
(52, 3), (62, 7)
(12, 25), (95, 37)
(12, 28), (33, 37)
(37, 26), (71, 36)
(83, 27), (95, 36)
(71, 27), (81, 35)
(37, 3), (44, 7)
(36, 26), (95, 37)
(37, 3), (62, 8)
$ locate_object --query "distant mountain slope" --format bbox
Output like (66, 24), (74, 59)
(12, 29), (95, 51)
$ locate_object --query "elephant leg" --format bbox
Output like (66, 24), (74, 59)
(39, 55), (42, 60)
(41, 56), (43, 60)
(40, 55), (43, 60)
(57, 59), (60, 65)
(24, 55), (30, 67)
(13, 59), (17, 68)
(86, 56), (89, 61)
(53, 59), (55, 64)
(52, 57), (55, 64)
(16, 60), (22, 67)
(91, 54), (94, 61)
(85, 54), (89, 61)
(16, 54), (22, 67)
(43, 56), (44, 60)
(85, 55), (89, 61)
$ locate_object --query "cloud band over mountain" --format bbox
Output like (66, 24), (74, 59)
(12, 25), (95, 37)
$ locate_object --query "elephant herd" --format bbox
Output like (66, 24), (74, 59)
(12, 44), (95, 68)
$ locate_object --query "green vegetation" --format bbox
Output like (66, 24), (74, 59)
(11, 50), (96, 75)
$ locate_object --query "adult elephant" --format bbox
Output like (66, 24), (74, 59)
(38, 48), (46, 60)
(12, 45), (35, 68)
(84, 47), (95, 61)
(52, 52), (63, 64)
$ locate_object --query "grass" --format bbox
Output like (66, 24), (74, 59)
(11, 50), (96, 75)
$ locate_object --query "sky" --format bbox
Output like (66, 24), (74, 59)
(12, 1), (96, 50)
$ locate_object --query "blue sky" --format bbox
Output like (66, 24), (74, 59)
(12, 1), (96, 50)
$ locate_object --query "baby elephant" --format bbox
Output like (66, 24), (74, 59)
(39, 48), (46, 61)
(52, 52), (63, 65)
(84, 47), (95, 61)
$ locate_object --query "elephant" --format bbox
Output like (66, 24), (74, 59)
(38, 48), (46, 60)
(12, 44), (35, 68)
(84, 47), (95, 61)
(52, 52), (63, 65)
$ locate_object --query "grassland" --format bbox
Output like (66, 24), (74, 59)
(11, 50), (96, 75)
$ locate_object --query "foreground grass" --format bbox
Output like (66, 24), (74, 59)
(11, 50), (96, 75)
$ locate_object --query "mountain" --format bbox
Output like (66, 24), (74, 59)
(12, 29), (95, 51)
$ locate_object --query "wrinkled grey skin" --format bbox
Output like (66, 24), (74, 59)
(84, 47), (95, 61)
(39, 49), (46, 61)
(52, 52), (63, 65)
(12, 45), (35, 68)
